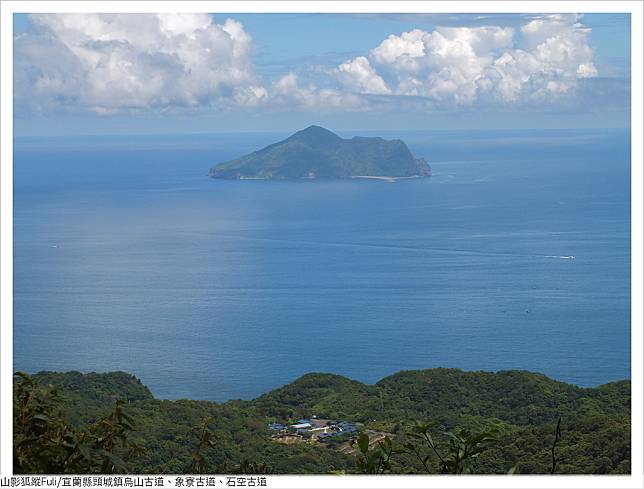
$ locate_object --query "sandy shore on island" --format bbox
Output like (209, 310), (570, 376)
(350, 175), (425, 182)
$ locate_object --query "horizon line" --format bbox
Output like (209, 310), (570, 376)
(13, 126), (631, 140)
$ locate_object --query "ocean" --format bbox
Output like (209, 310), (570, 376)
(13, 128), (631, 401)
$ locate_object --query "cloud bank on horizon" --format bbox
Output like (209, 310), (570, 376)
(14, 13), (618, 115)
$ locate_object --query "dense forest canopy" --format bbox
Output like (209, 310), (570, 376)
(14, 368), (630, 475)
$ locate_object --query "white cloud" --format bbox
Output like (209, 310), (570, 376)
(14, 13), (602, 114)
(371, 29), (427, 65)
(15, 13), (260, 113)
(576, 63), (598, 78)
(520, 14), (585, 50)
(485, 15), (597, 104)
(341, 14), (598, 107)
(271, 72), (366, 110)
(233, 85), (268, 107)
(334, 56), (391, 95)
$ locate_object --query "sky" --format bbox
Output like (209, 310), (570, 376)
(12, 12), (631, 137)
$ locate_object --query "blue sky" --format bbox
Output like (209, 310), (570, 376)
(13, 13), (631, 136)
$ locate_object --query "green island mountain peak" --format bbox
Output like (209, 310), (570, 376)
(209, 125), (431, 181)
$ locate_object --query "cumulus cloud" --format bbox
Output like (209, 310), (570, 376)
(14, 13), (604, 114)
(339, 14), (599, 107)
(14, 13), (262, 113)
(271, 72), (366, 110)
(335, 56), (391, 95)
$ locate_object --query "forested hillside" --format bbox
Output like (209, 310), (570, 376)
(14, 368), (630, 474)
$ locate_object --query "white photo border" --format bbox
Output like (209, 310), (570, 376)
(1, 2), (642, 488)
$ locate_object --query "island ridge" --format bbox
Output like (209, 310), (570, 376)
(209, 125), (431, 180)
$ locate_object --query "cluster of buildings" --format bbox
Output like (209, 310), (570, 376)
(268, 417), (359, 443)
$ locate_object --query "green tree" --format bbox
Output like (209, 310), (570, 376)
(352, 433), (393, 474)
(14, 372), (139, 474)
(400, 422), (500, 474)
(186, 417), (216, 474)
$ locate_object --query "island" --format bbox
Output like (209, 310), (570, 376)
(208, 125), (431, 181)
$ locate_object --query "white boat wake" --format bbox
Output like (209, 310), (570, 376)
(545, 255), (576, 260)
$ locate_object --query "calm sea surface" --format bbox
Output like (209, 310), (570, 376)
(13, 129), (631, 401)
